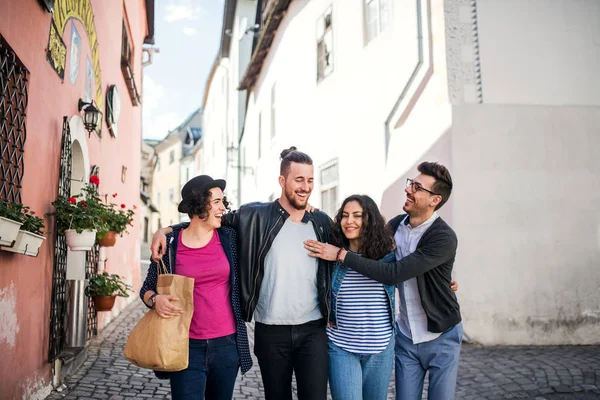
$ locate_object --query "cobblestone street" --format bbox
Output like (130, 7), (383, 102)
(45, 301), (600, 400)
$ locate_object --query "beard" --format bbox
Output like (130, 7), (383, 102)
(284, 186), (309, 210)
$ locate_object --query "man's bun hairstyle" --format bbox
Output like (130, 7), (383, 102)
(280, 146), (313, 177)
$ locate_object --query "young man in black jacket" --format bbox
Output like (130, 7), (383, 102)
(305, 162), (462, 400)
(151, 147), (333, 400)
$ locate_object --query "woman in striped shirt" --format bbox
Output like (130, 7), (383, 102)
(326, 194), (397, 400)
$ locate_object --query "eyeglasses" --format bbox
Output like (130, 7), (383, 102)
(406, 178), (437, 196)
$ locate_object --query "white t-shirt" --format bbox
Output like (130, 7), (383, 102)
(254, 219), (323, 325)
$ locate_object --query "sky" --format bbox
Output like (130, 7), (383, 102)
(142, 0), (224, 140)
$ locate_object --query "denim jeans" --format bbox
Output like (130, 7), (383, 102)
(395, 323), (463, 400)
(170, 334), (239, 400)
(328, 336), (394, 400)
(254, 319), (328, 400)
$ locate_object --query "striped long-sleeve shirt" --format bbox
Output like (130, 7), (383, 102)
(326, 269), (393, 354)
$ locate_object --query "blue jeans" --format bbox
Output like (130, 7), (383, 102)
(328, 337), (394, 400)
(170, 334), (240, 400)
(395, 323), (463, 400)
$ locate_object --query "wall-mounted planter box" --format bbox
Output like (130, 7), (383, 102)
(0, 216), (23, 248)
(1, 230), (45, 257)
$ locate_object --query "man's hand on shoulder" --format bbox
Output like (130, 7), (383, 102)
(151, 227), (172, 261)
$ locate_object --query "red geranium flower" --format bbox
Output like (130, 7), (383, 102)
(121, 204), (126, 209)
(112, 193), (118, 198)
(80, 200), (88, 208)
(89, 175), (100, 185)
(68, 197), (77, 204)
(133, 205), (137, 210)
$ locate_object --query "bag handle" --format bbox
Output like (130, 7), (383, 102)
(157, 258), (169, 275)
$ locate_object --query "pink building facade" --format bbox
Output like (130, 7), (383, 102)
(0, 1), (154, 398)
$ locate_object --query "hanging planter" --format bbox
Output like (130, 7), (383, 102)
(1, 230), (46, 257)
(47, 176), (110, 251)
(65, 229), (97, 251)
(98, 230), (117, 247)
(86, 272), (132, 312)
(93, 295), (117, 312)
(0, 216), (22, 248)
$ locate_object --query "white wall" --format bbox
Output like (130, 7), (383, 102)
(451, 104), (600, 345)
(443, 0), (600, 344)
(477, 0), (600, 106)
(200, 1), (257, 208)
(202, 60), (230, 182)
(241, 0), (451, 209)
(152, 140), (180, 226)
(234, 0), (600, 346)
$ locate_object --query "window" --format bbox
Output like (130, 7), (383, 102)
(157, 192), (161, 206)
(270, 83), (276, 138)
(156, 158), (161, 171)
(320, 160), (339, 217)
(258, 112), (262, 159)
(143, 217), (149, 243)
(364, 0), (390, 43)
(169, 188), (175, 203)
(0, 35), (29, 203)
(317, 7), (334, 82)
(121, 18), (141, 105)
(169, 150), (175, 164)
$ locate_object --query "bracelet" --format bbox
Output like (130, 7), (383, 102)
(336, 248), (344, 262)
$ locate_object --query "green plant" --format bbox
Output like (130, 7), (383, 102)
(46, 176), (109, 236)
(0, 200), (25, 222)
(0, 200), (46, 235)
(86, 272), (132, 297)
(98, 195), (135, 239)
(20, 208), (46, 236)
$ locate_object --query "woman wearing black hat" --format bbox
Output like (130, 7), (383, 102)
(140, 175), (252, 400)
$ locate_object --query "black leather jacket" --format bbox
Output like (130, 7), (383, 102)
(174, 200), (333, 323)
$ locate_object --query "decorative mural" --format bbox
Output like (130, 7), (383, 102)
(84, 55), (93, 102)
(46, 20), (67, 81)
(69, 22), (81, 84)
(49, 0), (104, 111)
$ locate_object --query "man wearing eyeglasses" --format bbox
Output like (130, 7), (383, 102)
(305, 161), (462, 399)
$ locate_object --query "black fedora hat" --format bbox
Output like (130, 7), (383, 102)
(178, 175), (226, 213)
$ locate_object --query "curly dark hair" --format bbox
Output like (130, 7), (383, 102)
(178, 189), (230, 220)
(331, 195), (395, 260)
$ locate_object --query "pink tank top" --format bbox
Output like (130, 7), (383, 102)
(175, 230), (236, 339)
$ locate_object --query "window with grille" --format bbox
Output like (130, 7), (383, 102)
(316, 7), (334, 82)
(0, 35), (29, 203)
(320, 159), (339, 217)
(364, 0), (390, 44)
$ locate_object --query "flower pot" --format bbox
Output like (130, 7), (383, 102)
(65, 229), (97, 251)
(98, 231), (117, 247)
(0, 230), (45, 256)
(93, 295), (117, 312)
(0, 216), (23, 247)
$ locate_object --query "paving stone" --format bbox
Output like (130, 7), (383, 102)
(44, 295), (600, 400)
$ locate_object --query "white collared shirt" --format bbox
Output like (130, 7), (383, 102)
(394, 212), (442, 344)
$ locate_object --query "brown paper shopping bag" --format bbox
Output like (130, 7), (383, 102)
(124, 259), (195, 372)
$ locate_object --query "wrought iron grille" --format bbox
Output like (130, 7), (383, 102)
(48, 117), (72, 362)
(85, 165), (100, 340)
(0, 35), (29, 203)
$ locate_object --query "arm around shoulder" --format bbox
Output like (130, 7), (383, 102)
(343, 231), (457, 285)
